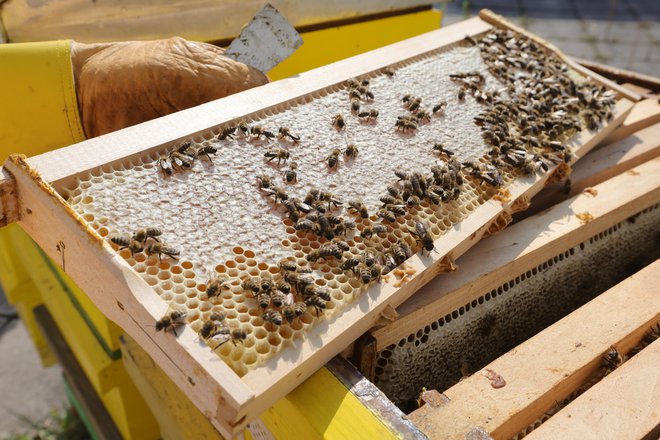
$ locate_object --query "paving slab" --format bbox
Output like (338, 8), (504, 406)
(0, 317), (68, 437)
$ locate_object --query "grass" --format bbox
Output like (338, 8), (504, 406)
(2, 407), (90, 440)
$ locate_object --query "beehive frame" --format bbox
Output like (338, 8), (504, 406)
(0, 11), (638, 437)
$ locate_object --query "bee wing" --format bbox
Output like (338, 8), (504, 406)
(415, 221), (428, 237)
(294, 200), (313, 213)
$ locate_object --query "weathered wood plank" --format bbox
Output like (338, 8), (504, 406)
(527, 337), (660, 440)
(407, 259), (660, 440)
(602, 99), (660, 145)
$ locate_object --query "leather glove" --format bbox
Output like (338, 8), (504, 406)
(71, 37), (269, 138)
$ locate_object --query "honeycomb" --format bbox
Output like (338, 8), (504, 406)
(372, 203), (660, 412)
(65, 28), (618, 375)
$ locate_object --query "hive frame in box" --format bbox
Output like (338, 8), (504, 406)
(0, 10), (638, 437)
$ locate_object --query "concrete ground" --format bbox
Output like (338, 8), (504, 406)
(0, 2), (656, 437)
(0, 289), (68, 438)
(441, 0), (659, 77)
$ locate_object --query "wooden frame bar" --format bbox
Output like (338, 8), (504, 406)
(373, 156), (660, 351)
(407, 259), (660, 440)
(601, 99), (660, 145)
(527, 337), (660, 440)
(0, 14), (635, 436)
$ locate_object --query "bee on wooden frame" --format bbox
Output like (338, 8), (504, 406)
(155, 310), (187, 336)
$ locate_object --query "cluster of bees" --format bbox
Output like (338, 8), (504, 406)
(395, 94), (447, 133)
(125, 27), (620, 363)
(109, 227), (180, 262)
(158, 141), (218, 175)
(461, 29), (616, 185)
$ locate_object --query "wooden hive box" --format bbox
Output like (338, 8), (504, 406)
(0, 10), (643, 437)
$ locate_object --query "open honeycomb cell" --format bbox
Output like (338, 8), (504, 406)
(373, 204), (660, 412)
(65, 28), (617, 375)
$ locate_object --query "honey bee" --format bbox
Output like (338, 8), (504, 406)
(458, 87), (466, 101)
(256, 174), (273, 189)
(282, 162), (298, 183)
(332, 218), (355, 237)
(601, 346), (624, 374)
(282, 301), (307, 323)
(346, 78), (359, 89)
(278, 259), (298, 272)
(278, 127), (300, 143)
(331, 238), (350, 252)
(358, 109), (379, 122)
(406, 195), (421, 207)
(242, 278), (261, 295)
(383, 67), (396, 77)
(262, 310), (283, 326)
(464, 35), (477, 46)
(349, 89), (362, 100)
(155, 310), (187, 336)
(284, 271), (314, 291)
(271, 289), (287, 308)
(432, 101), (447, 114)
(132, 227), (162, 243)
(318, 191), (342, 209)
(263, 186), (289, 203)
(327, 149), (341, 169)
(264, 148), (290, 165)
(415, 110), (431, 123)
(395, 117), (417, 133)
(370, 264), (383, 282)
(110, 235), (144, 255)
(206, 275), (229, 298)
(391, 241), (412, 264)
(218, 126), (237, 140)
(294, 219), (315, 232)
(345, 144), (359, 159)
(159, 158), (173, 175)
(256, 291), (271, 309)
(306, 244), (343, 262)
(238, 122), (251, 136)
(346, 199), (368, 219)
(210, 312), (226, 323)
(433, 143), (455, 158)
(302, 284), (331, 301)
(251, 125), (276, 140)
(305, 295), (327, 315)
(408, 98), (423, 112)
(276, 281), (292, 294)
(386, 204), (406, 217)
(350, 99), (361, 113)
(377, 209), (397, 223)
(340, 258), (360, 275)
(190, 145), (218, 162)
(212, 328), (247, 349)
(145, 243), (180, 261)
(199, 318), (221, 339)
(332, 115), (346, 130)
(358, 266), (372, 284)
(169, 150), (193, 169)
(410, 221), (435, 253)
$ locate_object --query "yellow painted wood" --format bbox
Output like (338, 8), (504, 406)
(262, 367), (399, 440)
(269, 9), (441, 80)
